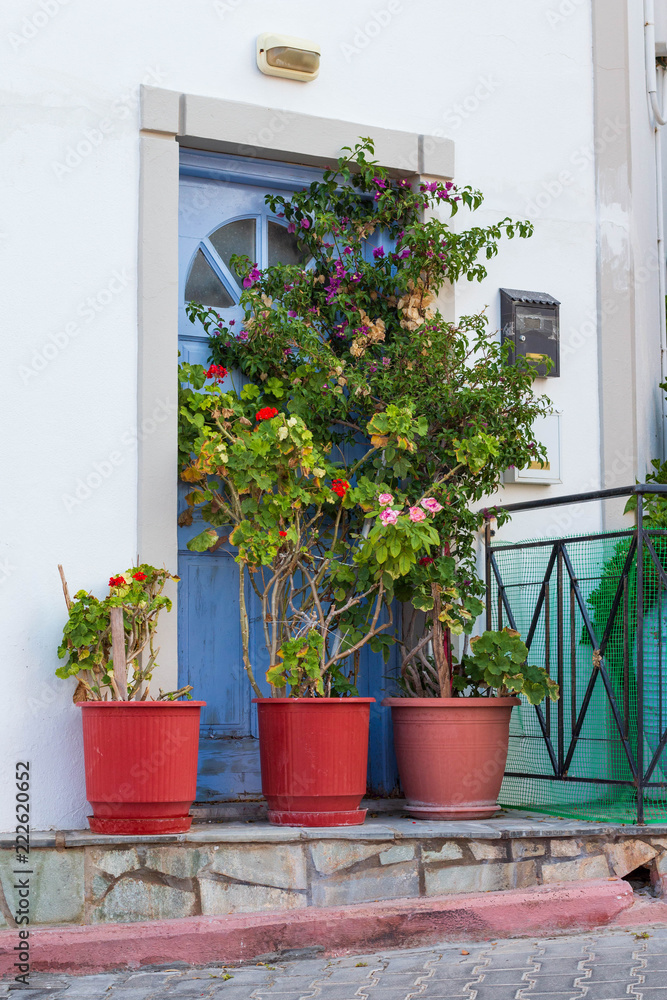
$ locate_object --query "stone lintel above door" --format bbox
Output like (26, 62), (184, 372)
(140, 86), (455, 179)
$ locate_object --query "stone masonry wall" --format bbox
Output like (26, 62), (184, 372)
(1, 831), (667, 928)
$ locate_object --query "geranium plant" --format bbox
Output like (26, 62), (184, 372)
(57, 564), (190, 701)
(178, 364), (440, 697)
(185, 138), (554, 702)
(459, 628), (559, 705)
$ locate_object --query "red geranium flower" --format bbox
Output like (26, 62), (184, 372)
(206, 364), (228, 383)
(256, 407), (279, 422)
(109, 575), (125, 587)
(419, 556), (434, 566)
(279, 530), (287, 537)
(331, 478), (350, 498)
(133, 572), (148, 582)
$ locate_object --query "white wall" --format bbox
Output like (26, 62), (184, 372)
(0, 0), (622, 829)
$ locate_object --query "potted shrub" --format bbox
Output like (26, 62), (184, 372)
(57, 564), (204, 834)
(179, 368), (438, 825)
(384, 626), (558, 820)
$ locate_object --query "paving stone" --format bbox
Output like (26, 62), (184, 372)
(206, 842), (307, 890)
(0, 848), (84, 925)
(604, 837), (658, 877)
(199, 876), (306, 914)
(549, 838), (581, 857)
(379, 844), (415, 865)
(90, 877), (196, 922)
(541, 853), (610, 883)
(468, 841), (507, 860)
(310, 859), (419, 906)
(473, 969), (538, 986)
(424, 859), (537, 895)
(308, 841), (384, 875)
(421, 842), (463, 863)
(45, 973), (118, 994)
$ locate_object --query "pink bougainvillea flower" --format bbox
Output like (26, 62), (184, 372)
(299, 218), (311, 229)
(287, 222), (296, 234)
(420, 497), (443, 513)
(109, 575), (126, 588)
(378, 493), (394, 506)
(380, 509), (399, 526)
(243, 264), (261, 289)
(133, 571), (147, 582)
(408, 506), (427, 522)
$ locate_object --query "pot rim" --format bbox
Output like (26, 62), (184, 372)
(252, 697), (375, 704)
(381, 696), (520, 708)
(78, 700), (206, 708)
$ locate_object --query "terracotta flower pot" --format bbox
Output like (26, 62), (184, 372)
(79, 700), (205, 834)
(253, 697), (374, 826)
(383, 697), (520, 821)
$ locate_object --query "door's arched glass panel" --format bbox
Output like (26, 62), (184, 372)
(185, 249), (235, 308)
(268, 220), (311, 267)
(209, 219), (256, 275)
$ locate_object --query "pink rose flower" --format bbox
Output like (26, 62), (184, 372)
(408, 506), (426, 522)
(421, 497), (443, 513)
(378, 493), (394, 507)
(379, 509), (399, 526)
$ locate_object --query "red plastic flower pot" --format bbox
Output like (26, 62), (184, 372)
(253, 697), (374, 826)
(78, 701), (205, 835)
(383, 697), (520, 821)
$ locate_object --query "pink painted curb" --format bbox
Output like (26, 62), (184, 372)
(0, 879), (634, 977)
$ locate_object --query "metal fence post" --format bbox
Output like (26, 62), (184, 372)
(636, 491), (645, 825)
(485, 520), (492, 632)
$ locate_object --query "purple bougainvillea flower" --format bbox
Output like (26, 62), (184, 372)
(343, 246), (353, 255)
(372, 246), (385, 259)
(287, 222), (296, 234)
(300, 218), (311, 229)
(288, 310), (297, 318)
(398, 247), (410, 259)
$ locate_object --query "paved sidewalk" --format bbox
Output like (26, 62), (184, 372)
(3, 926), (667, 999)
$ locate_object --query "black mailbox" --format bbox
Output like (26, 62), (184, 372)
(500, 288), (560, 377)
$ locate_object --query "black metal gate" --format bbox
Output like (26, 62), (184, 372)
(486, 485), (667, 824)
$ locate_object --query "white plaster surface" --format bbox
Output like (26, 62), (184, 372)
(0, 0), (660, 830)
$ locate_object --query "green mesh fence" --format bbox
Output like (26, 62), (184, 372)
(492, 529), (667, 824)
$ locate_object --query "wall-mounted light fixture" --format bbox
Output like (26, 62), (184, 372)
(257, 33), (320, 82)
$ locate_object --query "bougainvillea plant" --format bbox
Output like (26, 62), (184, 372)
(185, 138), (553, 699)
(179, 363), (442, 697)
(56, 565), (190, 701)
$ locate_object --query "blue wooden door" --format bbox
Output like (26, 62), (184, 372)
(178, 150), (399, 802)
